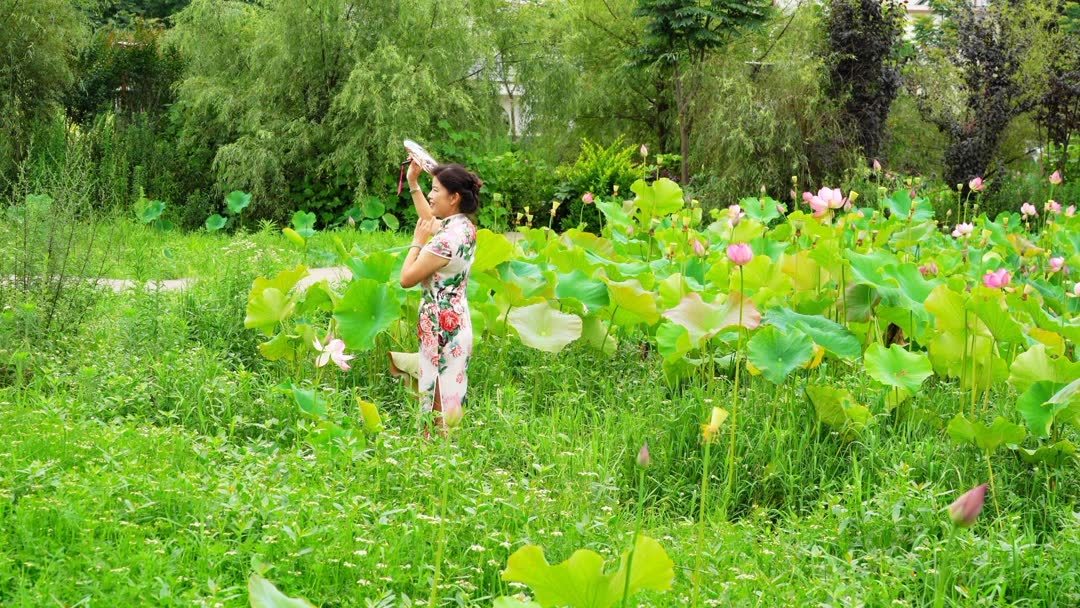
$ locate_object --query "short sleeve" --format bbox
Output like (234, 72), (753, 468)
(423, 224), (458, 260)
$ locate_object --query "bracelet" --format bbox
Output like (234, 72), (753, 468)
(409, 244), (422, 250)
(409, 186), (421, 193)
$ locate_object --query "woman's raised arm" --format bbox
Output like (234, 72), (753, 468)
(406, 159), (435, 221)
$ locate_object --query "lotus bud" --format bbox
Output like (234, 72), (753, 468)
(636, 442), (651, 468)
(948, 484), (987, 528)
(701, 407), (728, 443)
(726, 243), (753, 266)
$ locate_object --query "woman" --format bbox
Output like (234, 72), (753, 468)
(399, 159), (480, 428)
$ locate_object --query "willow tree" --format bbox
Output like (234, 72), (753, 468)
(169, 0), (504, 222)
(633, 0), (772, 183)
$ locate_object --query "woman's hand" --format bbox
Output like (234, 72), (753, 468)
(412, 217), (441, 246)
(406, 157), (423, 188)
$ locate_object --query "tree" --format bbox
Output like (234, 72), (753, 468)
(822, 0), (906, 165)
(909, 0), (1055, 188)
(1035, 1), (1080, 171)
(169, 0), (503, 222)
(0, 0), (88, 185)
(633, 0), (772, 183)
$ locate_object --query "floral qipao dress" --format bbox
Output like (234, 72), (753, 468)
(418, 213), (477, 412)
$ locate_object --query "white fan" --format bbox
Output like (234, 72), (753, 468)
(403, 139), (438, 173)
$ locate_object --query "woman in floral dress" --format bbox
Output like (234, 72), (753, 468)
(399, 160), (480, 428)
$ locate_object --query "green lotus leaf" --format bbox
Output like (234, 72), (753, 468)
(805, 384), (871, 437)
(475, 229), (515, 272)
(746, 325), (814, 385)
(632, 177), (684, 221)
(556, 270), (610, 313)
(225, 190), (251, 214)
(764, 307), (861, 360)
(333, 278), (403, 351)
(205, 214), (228, 232)
(864, 343), (934, 394)
(947, 414), (1027, 453)
(606, 278), (660, 326)
(501, 535), (674, 608)
(292, 210), (317, 238)
(1008, 344), (1080, 393)
(245, 265), (309, 335)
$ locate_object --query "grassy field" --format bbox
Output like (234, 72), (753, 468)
(2, 226), (1078, 607)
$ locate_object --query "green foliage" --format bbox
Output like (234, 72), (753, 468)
(0, 0), (87, 181)
(65, 20), (184, 122)
(169, 0), (504, 222)
(555, 138), (642, 231)
(821, 0), (906, 164)
(500, 535), (674, 608)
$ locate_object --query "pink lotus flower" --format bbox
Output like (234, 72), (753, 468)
(727, 243), (753, 266)
(582, 192), (594, 205)
(982, 268), (1011, 289)
(1049, 257), (1065, 273)
(1046, 200), (1062, 214)
(951, 223), (974, 238)
(1021, 202), (1038, 218)
(1049, 170), (1062, 185)
(948, 483), (987, 528)
(804, 187), (845, 218)
(314, 336), (354, 371)
(919, 262), (939, 277)
(873, 159), (882, 173)
(1073, 282), (1080, 298)
(692, 238), (707, 257)
(637, 442), (651, 468)
(1067, 205), (1076, 217)
(727, 204), (745, 227)
(969, 177), (984, 192)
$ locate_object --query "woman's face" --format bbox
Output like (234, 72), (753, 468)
(428, 176), (460, 219)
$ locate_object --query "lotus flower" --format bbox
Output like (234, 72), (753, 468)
(1049, 257), (1065, 273)
(314, 336), (354, 371)
(637, 442), (651, 468)
(951, 222), (974, 238)
(1049, 170), (1062, 185)
(919, 262), (939, 277)
(1020, 202), (1038, 218)
(727, 204), (745, 227)
(691, 238), (707, 257)
(640, 144), (648, 158)
(1046, 200), (1062, 214)
(1072, 282), (1080, 298)
(948, 483), (987, 528)
(582, 192), (594, 205)
(727, 243), (753, 266)
(873, 159), (882, 173)
(1067, 205), (1076, 217)
(969, 177), (984, 192)
(982, 268), (1011, 289)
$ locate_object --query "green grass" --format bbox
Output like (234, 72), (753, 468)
(1, 228), (1078, 607)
